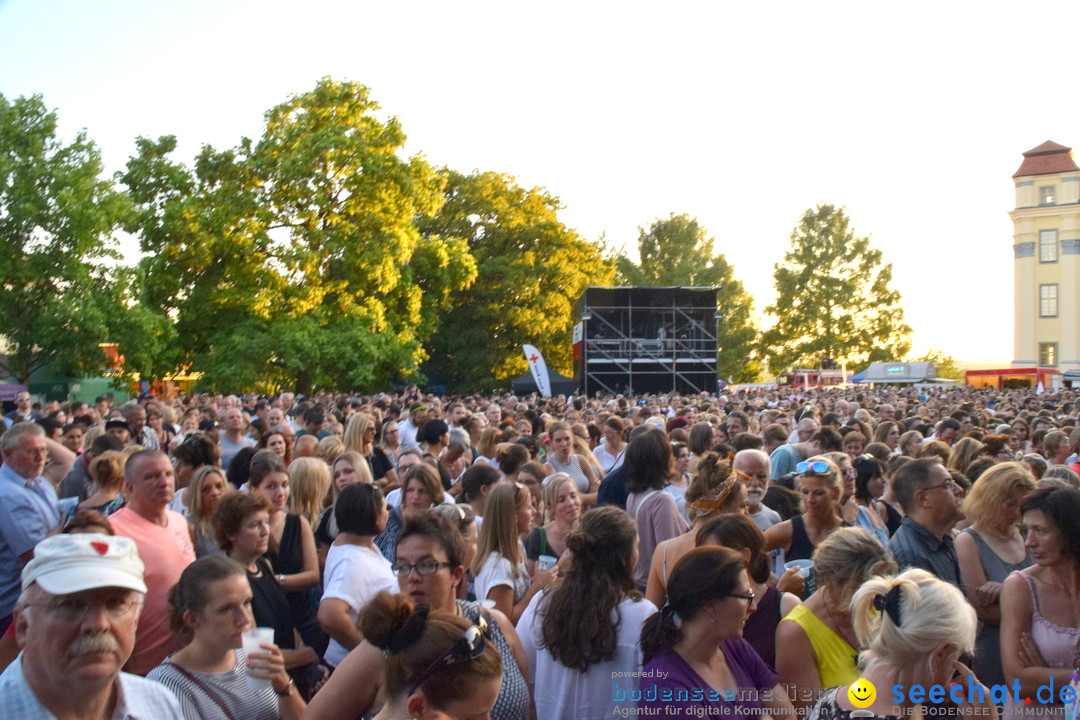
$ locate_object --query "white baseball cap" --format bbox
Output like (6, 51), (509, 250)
(22, 533), (147, 594)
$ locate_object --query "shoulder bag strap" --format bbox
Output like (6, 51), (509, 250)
(166, 662), (241, 720)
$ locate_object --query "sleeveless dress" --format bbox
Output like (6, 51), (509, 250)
(264, 513), (327, 655)
(780, 605), (860, 689)
(962, 528), (1033, 689)
(459, 600), (530, 720)
(548, 454), (589, 493)
(742, 585), (782, 671)
(1003, 572), (1080, 720)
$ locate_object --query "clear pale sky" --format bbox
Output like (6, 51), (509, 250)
(3, 1), (1077, 366)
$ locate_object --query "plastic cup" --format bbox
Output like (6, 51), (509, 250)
(784, 559), (814, 578)
(537, 555), (558, 571)
(241, 627), (275, 690)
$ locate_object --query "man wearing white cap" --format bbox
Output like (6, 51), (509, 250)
(0, 533), (182, 719)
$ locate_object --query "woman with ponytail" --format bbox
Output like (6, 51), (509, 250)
(357, 592), (503, 720)
(806, 568), (994, 720)
(643, 451), (748, 606)
(637, 546), (794, 719)
(517, 506), (655, 719)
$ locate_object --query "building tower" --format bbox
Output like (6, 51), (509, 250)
(1011, 141), (1080, 374)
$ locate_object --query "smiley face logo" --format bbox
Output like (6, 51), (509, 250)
(848, 678), (876, 709)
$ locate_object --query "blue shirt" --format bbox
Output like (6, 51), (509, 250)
(769, 444), (803, 480)
(0, 463), (60, 618)
(888, 516), (963, 591)
(0, 655), (183, 720)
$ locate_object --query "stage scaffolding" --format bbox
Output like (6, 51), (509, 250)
(572, 287), (719, 395)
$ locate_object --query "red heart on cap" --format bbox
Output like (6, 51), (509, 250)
(90, 541), (109, 556)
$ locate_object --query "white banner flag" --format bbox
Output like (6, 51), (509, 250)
(523, 344), (552, 397)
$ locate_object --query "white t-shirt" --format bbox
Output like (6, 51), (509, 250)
(518, 592), (657, 720)
(167, 488), (189, 519)
(322, 543), (396, 667)
(473, 547), (529, 604)
(749, 504), (782, 532)
(593, 444), (626, 474)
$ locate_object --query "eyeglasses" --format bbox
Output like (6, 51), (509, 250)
(796, 461), (832, 475)
(727, 590), (756, 609)
(408, 617), (489, 694)
(922, 478), (959, 493)
(35, 595), (142, 622)
(390, 558), (454, 577)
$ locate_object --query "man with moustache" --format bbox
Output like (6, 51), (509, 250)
(733, 449), (782, 532)
(0, 533), (182, 718)
(108, 451), (195, 674)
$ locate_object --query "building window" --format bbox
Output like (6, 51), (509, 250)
(1040, 186), (1056, 205)
(1040, 284), (1059, 317)
(1040, 230), (1058, 263)
(1039, 342), (1058, 367)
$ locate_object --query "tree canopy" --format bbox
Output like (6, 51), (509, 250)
(122, 79), (475, 393)
(616, 213), (760, 382)
(420, 170), (614, 392)
(0, 93), (132, 385)
(762, 203), (911, 375)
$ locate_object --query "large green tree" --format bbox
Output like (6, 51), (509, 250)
(762, 203), (911, 375)
(616, 213), (761, 382)
(0, 93), (132, 385)
(122, 80), (475, 393)
(420, 170), (614, 392)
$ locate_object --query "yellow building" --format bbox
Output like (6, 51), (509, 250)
(1011, 141), (1080, 378)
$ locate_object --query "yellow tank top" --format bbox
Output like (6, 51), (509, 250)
(781, 604), (860, 688)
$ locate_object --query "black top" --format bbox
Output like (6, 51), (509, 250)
(370, 448), (394, 482)
(247, 557), (296, 651)
(263, 514), (327, 654)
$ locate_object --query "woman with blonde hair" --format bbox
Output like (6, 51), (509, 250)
(918, 439), (952, 465)
(473, 481), (554, 623)
(948, 436), (985, 473)
(764, 456), (845, 573)
(544, 422), (599, 506)
(776, 527), (897, 715)
(185, 465), (231, 557)
(315, 450), (374, 556)
(643, 452), (748, 606)
(955, 461), (1036, 688)
(79, 449), (126, 515)
(316, 435), (344, 466)
(806, 569), (993, 720)
(289, 456), (333, 528)
(872, 420), (901, 451)
(524, 473), (581, 573)
(475, 428), (501, 466)
(897, 429), (922, 458)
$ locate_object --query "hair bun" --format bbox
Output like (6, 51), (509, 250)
(386, 605), (430, 652)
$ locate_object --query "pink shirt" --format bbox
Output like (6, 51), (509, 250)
(109, 507), (195, 675)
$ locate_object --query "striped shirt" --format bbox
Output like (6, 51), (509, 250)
(147, 649), (281, 720)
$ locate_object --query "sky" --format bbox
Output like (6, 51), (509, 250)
(2, 1), (1077, 367)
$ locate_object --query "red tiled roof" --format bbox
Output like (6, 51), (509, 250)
(1013, 140), (1079, 178)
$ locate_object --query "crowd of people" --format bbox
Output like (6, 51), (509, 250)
(1, 384), (1080, 719)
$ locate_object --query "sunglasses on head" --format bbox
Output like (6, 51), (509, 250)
(796, 460), (832, 475)
(407, 615), (489, 694)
